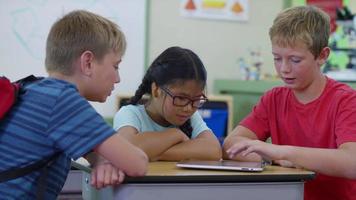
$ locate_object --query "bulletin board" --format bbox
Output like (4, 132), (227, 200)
(0, 0), (147, 117)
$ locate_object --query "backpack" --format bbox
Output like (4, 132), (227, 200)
(0, 76), (20, 120)
(0, 75), (59, 199)
(0, 75), (39, 120)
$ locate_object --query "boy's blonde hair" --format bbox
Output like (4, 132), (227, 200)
(269, 6), (330, 58)
(45, 10), (126, 75)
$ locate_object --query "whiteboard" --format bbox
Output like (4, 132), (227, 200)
(0, 0), (146, 117)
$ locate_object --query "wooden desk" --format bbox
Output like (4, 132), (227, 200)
(81, 161), (315, 200)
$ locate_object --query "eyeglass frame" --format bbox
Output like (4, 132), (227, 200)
(160, 87), (208, 108)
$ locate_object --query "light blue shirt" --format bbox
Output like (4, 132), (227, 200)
(113, 104), (210, 138)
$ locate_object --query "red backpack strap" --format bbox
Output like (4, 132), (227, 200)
(0, 77), (19, 120)
(0, 75), (42, 120)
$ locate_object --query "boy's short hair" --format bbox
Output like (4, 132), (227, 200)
(45, 10), (126, 75)
(269, 6), (330, 58)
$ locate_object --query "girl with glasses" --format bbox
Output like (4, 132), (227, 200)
(113, 46), (222, 161)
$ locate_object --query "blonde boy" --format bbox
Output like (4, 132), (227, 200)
(0, 10), (147, 199)
(224, 6), (356, 200)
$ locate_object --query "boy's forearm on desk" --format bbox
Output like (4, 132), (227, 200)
(283, 143), (356, 178)
(95, 134), (148, 176)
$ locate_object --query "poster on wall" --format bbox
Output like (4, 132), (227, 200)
(180, 0), (249, 21)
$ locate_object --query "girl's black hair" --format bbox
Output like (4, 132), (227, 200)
(129, 46), (207, 138)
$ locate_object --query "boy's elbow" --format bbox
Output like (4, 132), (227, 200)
(348, 172), (356, 180)
(127, 167), (147, 177)
(344, 167), (356, 179)
(126, 160), (148, 177)
(127, 155), (148, 177)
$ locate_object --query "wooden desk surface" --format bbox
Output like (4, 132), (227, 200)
(125, 161), (315, 184)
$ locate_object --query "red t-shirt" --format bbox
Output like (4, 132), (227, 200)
(241, 77), (356, 200)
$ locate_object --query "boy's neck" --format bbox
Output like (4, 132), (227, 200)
(49, 72), (84, 94)
(293, 75), (327, 104)
(49, 72), (77, 85)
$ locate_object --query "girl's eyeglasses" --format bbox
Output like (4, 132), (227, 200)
(160, 87), (208, 108)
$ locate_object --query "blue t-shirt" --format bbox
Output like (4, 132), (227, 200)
(113, 104), (210, 138)
(0, 78), (115, 199)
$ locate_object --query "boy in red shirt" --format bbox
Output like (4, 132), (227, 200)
(224, 6), (356, 200)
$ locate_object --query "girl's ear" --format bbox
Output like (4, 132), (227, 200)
(151, 82), (160, 98)
(80, 50), (95, 77)
(317, 47), (330, 66)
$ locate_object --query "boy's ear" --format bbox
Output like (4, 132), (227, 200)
(151, 82), (160, 98)
(80, 50), (95, 77)
(317, 47), (330, 66)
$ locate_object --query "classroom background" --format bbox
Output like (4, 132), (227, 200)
(1, 0), (356, 125)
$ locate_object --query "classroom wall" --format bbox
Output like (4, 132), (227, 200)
(0, 0), (146, 118)
(147, 0), (284, 93)
(4, 1), (352, 118)
(349, 1), (356, 13)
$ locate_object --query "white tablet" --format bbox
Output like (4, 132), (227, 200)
(176, 160), (265, 172)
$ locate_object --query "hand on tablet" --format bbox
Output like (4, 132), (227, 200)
(226, 139), (285, 164)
